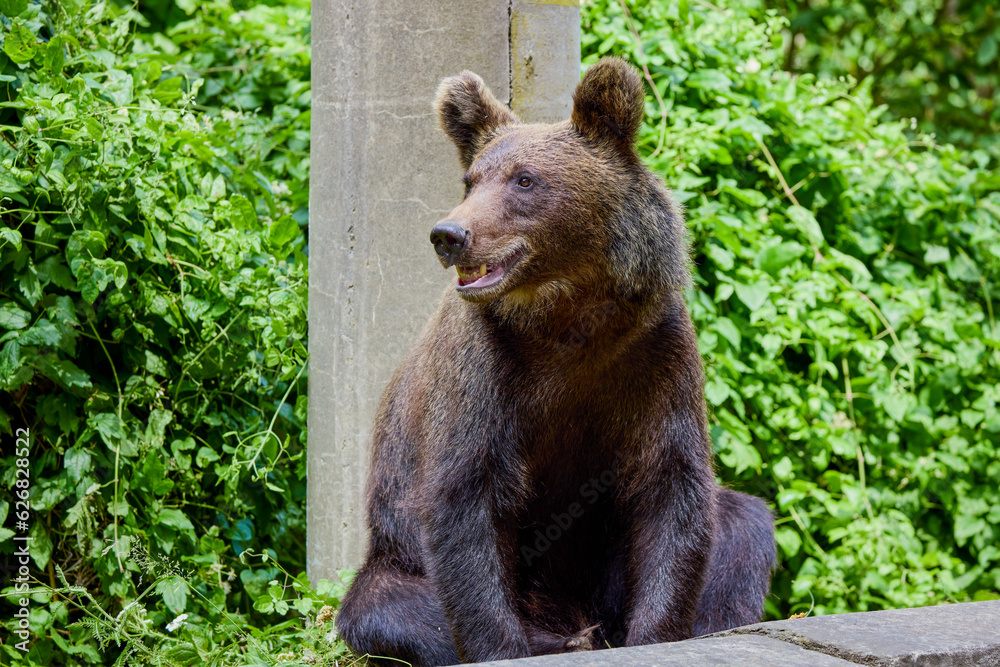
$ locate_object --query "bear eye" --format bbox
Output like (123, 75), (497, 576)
(517, 176), (533, 189)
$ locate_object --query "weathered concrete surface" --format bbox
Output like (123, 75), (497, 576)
(475, 602), (1000, 666)
(511, 1), (581, 123)
(725, 600), (1000, 666)
(477, 635), (856, 666)
(308, 0), (581, 577)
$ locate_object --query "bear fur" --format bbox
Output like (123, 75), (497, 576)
(335, 57), (776, 666)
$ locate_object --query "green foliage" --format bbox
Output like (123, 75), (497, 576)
(583, 0), (1000, 616)
(13, 550), (354, 666)
(757, 0), (999, 164)
(0, 0), (342, 664)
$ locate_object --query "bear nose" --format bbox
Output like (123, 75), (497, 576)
(430, 220), (469, 265)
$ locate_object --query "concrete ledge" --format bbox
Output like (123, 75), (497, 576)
(477, 635), (857, 666)
(721, 600), (1000, 666)
(477, 601), (1000, 666)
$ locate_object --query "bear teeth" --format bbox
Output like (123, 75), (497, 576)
(457, 264), (489, 281)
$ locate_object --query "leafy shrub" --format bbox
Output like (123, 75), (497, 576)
(757, 0), (999, 164)
(0, 0), (350, 664)
(582, 0), (1000, 616)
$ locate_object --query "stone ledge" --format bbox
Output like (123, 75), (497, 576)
(720, 600), (1000, 666)
(475, 601), (1000, 666)
(477, 635), (857, 666)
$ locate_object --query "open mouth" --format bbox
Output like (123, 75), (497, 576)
(455, 249), (524, 291)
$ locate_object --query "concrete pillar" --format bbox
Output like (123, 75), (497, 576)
(308, 0), (581, 578)
(510, 0), (582, 123)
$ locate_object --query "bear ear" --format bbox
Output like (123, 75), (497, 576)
(435, 71), (518, 169)
(571, 57), (644, 149)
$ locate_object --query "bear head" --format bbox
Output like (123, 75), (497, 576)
(431, 57), (689, 319)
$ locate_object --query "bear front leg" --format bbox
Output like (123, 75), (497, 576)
(422, 461), (531, 663)
(621, 418), (717, 645)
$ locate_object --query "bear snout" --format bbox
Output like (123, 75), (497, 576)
(430, 220), (470, 266)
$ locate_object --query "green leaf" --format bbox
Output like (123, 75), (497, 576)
(727, 115), (773, 139)
(827, 248), (872, 279)
(2, 345), (25, 387)
(721, 184), (767, 208)
(38, 257), (76, 290)
(75, 262), (101, 303)
(686, 69), (732, 91)
(136, 456), (173, 496)
(156, 576), (188, 615)
(734, 281), (770, 311)
(158, 508), (194, 532)
(144, 350), (169, 376)
(19, 319), (61, 347)
(715, 428), (762, 475)
(3, 21), (37, 65)
(67, 230), (107, 260)
(89, 413), (127, 448)
(144, 409), (173, 449)
(64, 447), (92, 482)
(757, 242), (805, 275)
(170, 437), (195, 470)
(102, 68), (133, 106)
(209, 174), (226, 201)
(772, 457), (793, 479)
(786, 205), (825, 246)
(705, 243), (734, 270)
(0, 169), (22, 195)
(713, 317), (741, 347)
(38, 357), (91, 388)
(924, 245), (950, 264)
(253, 594), (274, 613)
(152, 76), (184, 104)
(977, 36), (997, 67)
(195, 446), (220, 468)
(269, 215), (300, 248)
(955, 515), (987, 546)
(775, 526), (802, 557)
(0, 227), (22, 251)
(18, 264), (42, 305)
(74, 258), (127, 303)
(29, 521), (53, 569)
(42, 34), (65, 73)
(0, 0), (29, 18)
(704, 377), (730, 405)
(0, 303), (31, 330)
(230, 194), (257, 230)
(947, 251), (980, 282)
(878, 392), (914, 423)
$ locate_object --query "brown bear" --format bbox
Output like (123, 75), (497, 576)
(335, 57), (776, 666)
